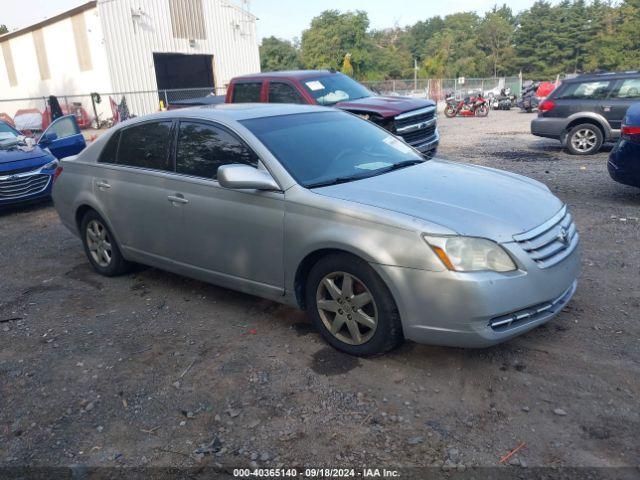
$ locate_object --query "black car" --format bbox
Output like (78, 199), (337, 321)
(531, 71), (640, 155)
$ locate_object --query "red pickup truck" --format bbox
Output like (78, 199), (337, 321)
(225, 70), (439, 157)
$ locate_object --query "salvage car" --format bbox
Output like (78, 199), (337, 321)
(225, 70), (439, 157)
(52, 104), (580, 355)
(608, 102), (640, 188)
(531, 71), (640, 154)
(1, 115), (86, 207)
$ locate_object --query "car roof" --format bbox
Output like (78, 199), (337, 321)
(117, 103), (334, 125)
(564, 71), (640, 83)
(231, 70), (339, 81)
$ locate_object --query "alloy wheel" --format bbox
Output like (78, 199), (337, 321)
(571, 128), (598, 153)
(86, 219), (112, 267)
(316, 271), (378, 345)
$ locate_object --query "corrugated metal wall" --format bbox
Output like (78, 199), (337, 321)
(98, 0), (260, 115)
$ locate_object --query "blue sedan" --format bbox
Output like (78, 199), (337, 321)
(609, 102), (640, 188)
(0, 115), (86, 207)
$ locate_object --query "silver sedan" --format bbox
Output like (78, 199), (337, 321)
(53, 104), (580, 355)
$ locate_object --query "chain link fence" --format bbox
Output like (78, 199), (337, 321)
(362, 76), (523, 102)
(0, 87), (226, 133)
(0, 78), (525, 133)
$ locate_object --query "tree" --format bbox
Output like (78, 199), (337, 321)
(259, 36), (302, 71)
(479, 8), (515, 77)
(0, 24), (8, 35)
(300, 10), (374, 78)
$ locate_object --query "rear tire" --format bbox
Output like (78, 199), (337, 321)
(305, 253), (403, 356)
(80, 210), (132, 276)
(476, 105), (489, 117)
(566, 123), (603, 155)
(444, 106), (456, 118)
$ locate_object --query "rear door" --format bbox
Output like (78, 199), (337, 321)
(38, 115), (86, 159)
(93, 120), (180, 260)
(550, 79), (614, 119)
(229, 81), (265, 103)
(602, 77), (640, 131)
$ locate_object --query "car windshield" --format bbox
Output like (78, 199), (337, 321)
(0, 122), (19, 145)
(301, 74), (373, 106)
(241, 111), (424, 188)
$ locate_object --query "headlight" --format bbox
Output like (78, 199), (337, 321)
(42, 159), (59, 170)
(423, 235), (517, 272)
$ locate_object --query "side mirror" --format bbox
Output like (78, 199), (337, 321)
(217, 164), (280, 191)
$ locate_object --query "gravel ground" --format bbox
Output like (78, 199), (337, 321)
(1, 109), (639, 474)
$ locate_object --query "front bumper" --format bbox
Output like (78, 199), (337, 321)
(412, 130), (439, 157)
(372, 238), (580, 348)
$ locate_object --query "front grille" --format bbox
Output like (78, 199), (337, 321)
(513, 206), (579, 269)
(490, 282), (576, 331)
(394, 106), (436, 129)
(400, 125), (436, 145)
(0, 173), (50, 199)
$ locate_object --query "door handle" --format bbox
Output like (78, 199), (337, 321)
(95, 181), (111, 190)
(167, 194), (189, 205)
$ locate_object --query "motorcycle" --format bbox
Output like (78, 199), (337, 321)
(517, 82), (540, 113)
(490, 88), (516, 110)
(444, 92), (489, 118)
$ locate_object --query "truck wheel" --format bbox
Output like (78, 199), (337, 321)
(305, 253), (403, 356)
(566, 124), (603, 155)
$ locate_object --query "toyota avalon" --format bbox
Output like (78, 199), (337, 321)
(52, 104), (579, 355)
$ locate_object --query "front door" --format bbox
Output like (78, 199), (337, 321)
(38, 115), (86, 159)
(168, 120), (285, 289)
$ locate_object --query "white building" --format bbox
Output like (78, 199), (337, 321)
(0, 0), (260, 122)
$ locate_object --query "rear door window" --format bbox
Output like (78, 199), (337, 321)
(232, 82), (262, 103)
(612, 78), (640, 99)
(268, 82), (305, 104)
(175, 121), (258, 179)
(117, 121), (173, 171)
(556, 81), (613, 100)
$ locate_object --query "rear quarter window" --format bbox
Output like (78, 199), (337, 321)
(232, 82), (262, 103)
(98, 131), (120, 164)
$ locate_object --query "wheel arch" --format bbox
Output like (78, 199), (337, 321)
(564, 114), (609, 140)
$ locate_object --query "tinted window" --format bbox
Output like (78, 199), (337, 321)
(232, 82), (262, 103)
(46, 116), (80, 139)
(117, 121), (173, 170)
(301, 73), (372, 106)
(176, 121), (258, 179)
(241, 111), (423, 188)
(556, 80), (612, 100)
(98, 131), (120, 164)
(268, 82), (304, 104)
(612, 78), (640, 99)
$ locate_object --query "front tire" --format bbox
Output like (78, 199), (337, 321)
(305, 253), (403, 356)
(476, 105), (489, 117)
(566, 124), (603, 155)
(80, 210), (132, 276)
(444, 105), (457, 118)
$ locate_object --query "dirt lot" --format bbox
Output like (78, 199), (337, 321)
(1, 109), (639, 474)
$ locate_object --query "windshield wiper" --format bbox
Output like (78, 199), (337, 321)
(307, 160), (425, 189)
(381, 159), (425, 173)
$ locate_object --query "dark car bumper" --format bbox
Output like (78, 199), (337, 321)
(531, 117), (566, 140)
(608, 140), (640, 187)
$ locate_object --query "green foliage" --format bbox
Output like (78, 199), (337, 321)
(0, 24), (8, 35)
(261, 2), (640, 80)
(259, 36), (302, 71)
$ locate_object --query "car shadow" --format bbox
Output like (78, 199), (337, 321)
(0, 198), (52, 217)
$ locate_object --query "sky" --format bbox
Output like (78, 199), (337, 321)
(3, 0), (545, 41)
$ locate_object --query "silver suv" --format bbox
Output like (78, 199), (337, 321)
(531, 71), (640, 155)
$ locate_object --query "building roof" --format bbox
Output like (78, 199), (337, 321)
(0, 1), (97, 42)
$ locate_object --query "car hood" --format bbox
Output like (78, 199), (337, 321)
(0, 145), (48, 164)
(335, 95), (435, 119)
(313, 159), (563, 243)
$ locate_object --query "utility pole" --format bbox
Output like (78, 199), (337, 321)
(414, 58), (418, 91)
